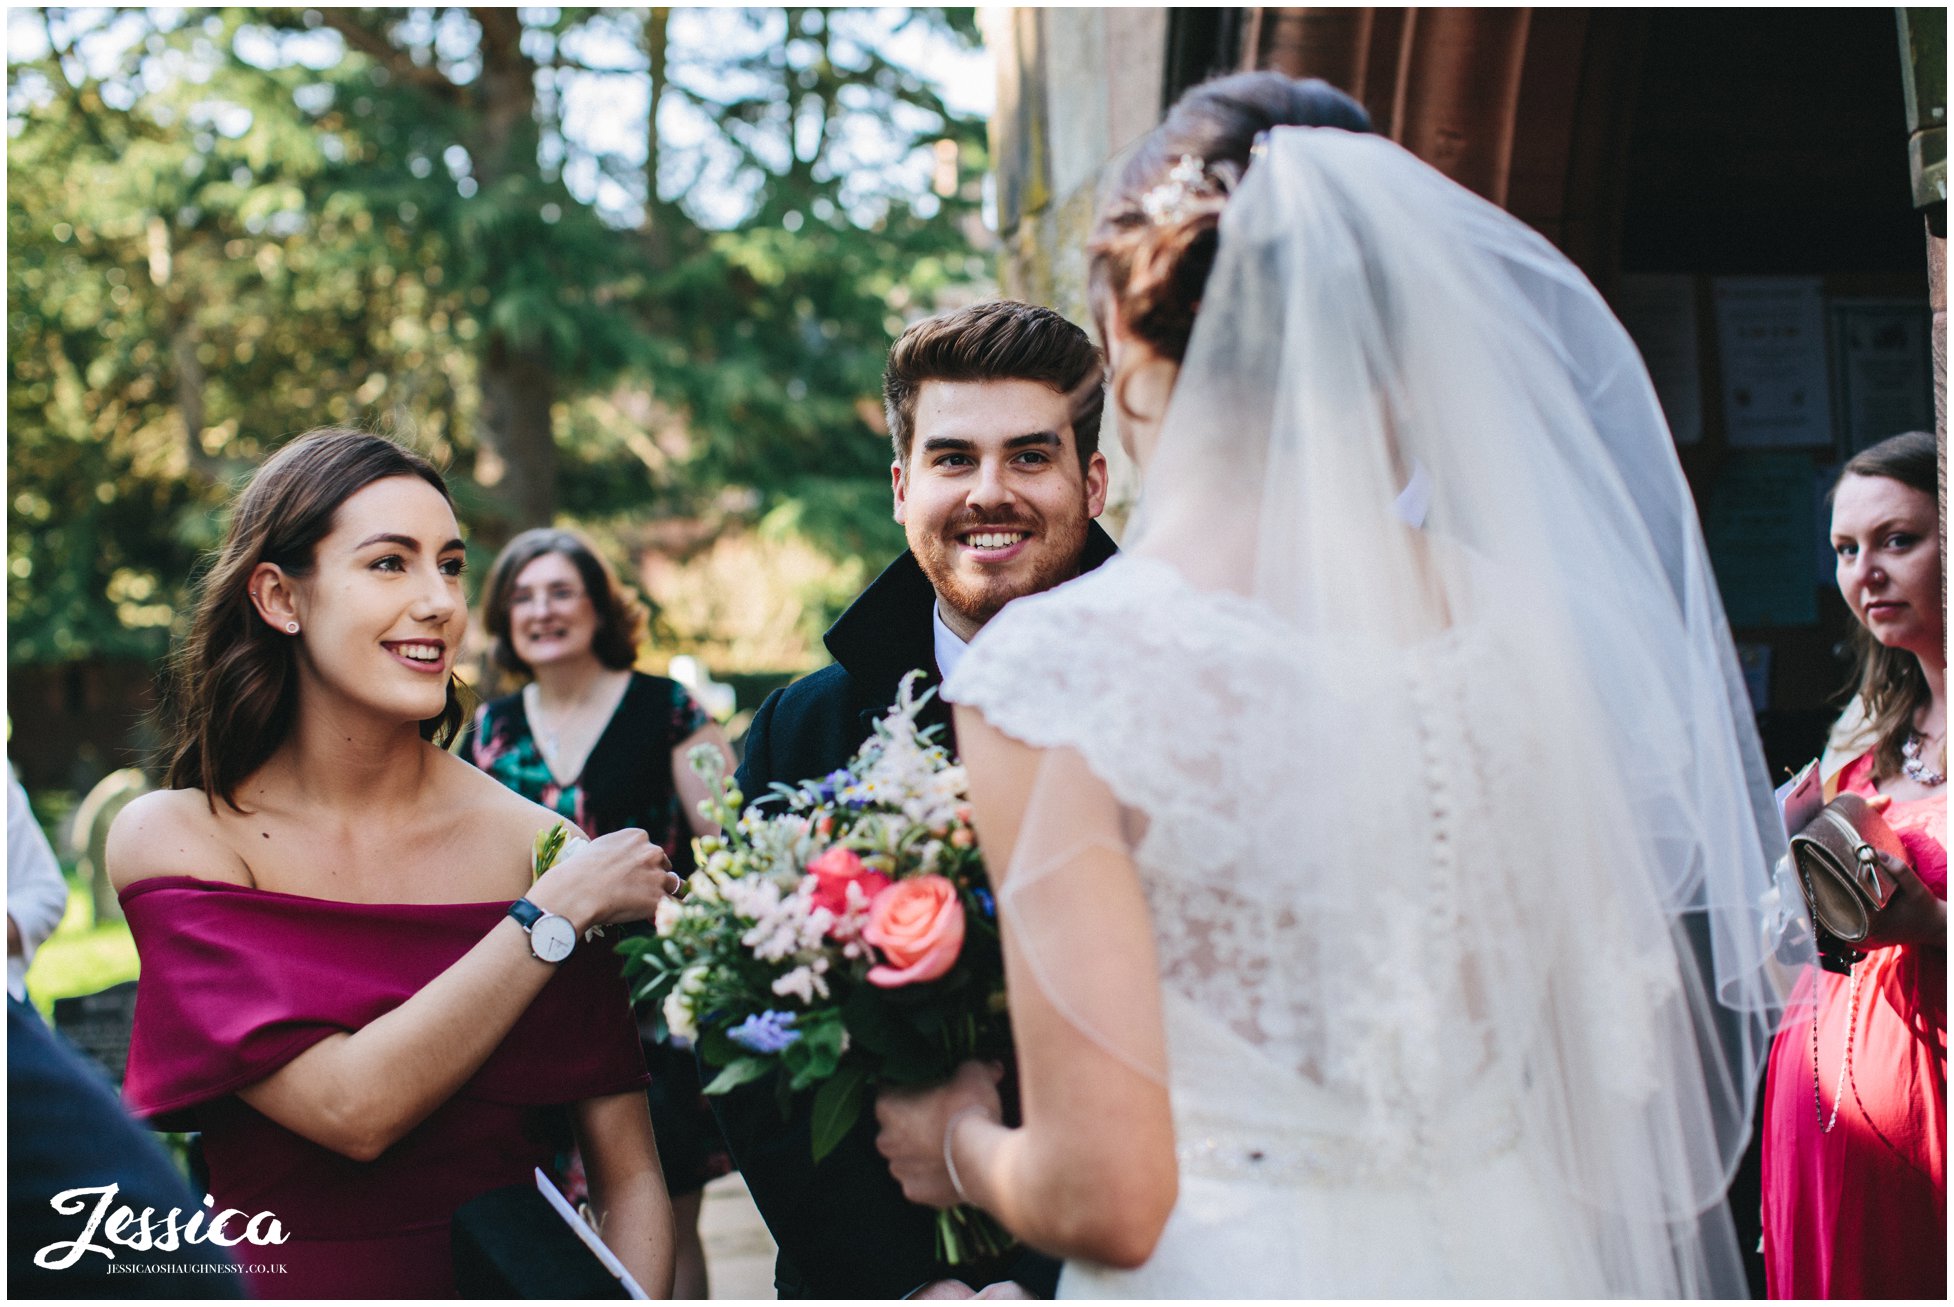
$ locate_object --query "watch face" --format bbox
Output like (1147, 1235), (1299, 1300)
(530, 913), (576, 964)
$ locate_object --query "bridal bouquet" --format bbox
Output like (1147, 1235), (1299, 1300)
(621, 673), (1014, 1265)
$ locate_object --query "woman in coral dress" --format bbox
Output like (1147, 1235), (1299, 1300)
(111, 430), (682, 1298)
(1763, 430), (1946, 1298)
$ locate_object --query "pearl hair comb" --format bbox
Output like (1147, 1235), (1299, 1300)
(1139, 154), (1220, 225)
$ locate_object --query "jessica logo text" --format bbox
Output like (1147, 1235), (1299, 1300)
(34, 1186), (289, 1270)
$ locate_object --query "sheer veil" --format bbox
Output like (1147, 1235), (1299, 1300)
(945, 127), (1804, 1296)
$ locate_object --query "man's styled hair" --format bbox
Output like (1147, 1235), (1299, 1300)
(882, 300), (1104, 469)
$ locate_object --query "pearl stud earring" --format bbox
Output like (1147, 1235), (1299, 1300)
(285, 622), (299, 634)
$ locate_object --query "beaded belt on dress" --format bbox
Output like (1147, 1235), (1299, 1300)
(1174, 1097), (1523, 1186)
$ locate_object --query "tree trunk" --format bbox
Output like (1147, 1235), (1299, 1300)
(466, 7), (558, 532)
(471, 8), (532, 185)
(477, 332), (558, 536)
(643, 6), (671, 259)
(146, 214), (219, 482)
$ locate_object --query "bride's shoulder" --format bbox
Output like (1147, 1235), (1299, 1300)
(944, 557), (1253, 742)
(974, 556), (1202, 646)
(968, 556), (1274, 670)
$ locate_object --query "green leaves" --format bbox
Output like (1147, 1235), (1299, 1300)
(809, 1061), (868, 1162)
(8, 7), (991, 667)
(702, 1056), (773, 1095)
(780, 1007), (848, 1091)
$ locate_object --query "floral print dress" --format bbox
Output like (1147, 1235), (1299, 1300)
(465, 672), (734, 1196)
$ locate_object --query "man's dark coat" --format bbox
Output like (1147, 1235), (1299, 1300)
(713, 524), (1118, 1299)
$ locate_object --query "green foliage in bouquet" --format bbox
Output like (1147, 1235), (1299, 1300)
(620, 673), (1015, 1264)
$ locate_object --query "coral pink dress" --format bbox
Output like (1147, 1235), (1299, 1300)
(121, 877), (649, 1299)
(1761, 753), (1946, 1298)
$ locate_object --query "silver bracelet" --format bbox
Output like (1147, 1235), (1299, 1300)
(942, 1105), (997, 1206)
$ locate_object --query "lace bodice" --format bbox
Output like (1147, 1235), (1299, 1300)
(944, 556), (1558, 1165)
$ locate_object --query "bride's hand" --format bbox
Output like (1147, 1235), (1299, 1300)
(875, 1060), (1005, 1209)
(528, 828), (677, 933)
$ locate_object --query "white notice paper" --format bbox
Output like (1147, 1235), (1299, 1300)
(1829, 299), (1934, 452)
(534, 1167), (649, 1299)
(1714, 276), (1834, 448)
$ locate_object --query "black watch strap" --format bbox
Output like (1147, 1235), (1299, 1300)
(508, 897), (544, 929)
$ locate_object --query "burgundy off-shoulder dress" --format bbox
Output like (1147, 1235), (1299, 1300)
(120, 877), (649, 1299)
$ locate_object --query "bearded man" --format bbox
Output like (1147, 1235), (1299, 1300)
(713, 300), (1114, 1299)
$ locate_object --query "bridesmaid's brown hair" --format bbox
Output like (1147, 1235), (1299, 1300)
(159, 429), (466, 811)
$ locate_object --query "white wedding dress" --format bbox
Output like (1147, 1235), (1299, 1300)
(949, 556), (1614, 1297)
(940, 128), (1794, 1299)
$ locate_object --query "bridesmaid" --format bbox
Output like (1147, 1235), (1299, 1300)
(111, 429), (680, 1298)
(466, 526), (735, 1298)
(1762, 430), (1946, 1297)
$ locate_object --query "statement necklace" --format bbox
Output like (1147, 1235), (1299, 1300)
(1901, 731), (1945, 786)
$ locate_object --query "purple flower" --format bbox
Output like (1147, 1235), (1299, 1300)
(812, 769), (856, 803)
(727, 1010), (800, 1054)
(973, 889), (995, 919)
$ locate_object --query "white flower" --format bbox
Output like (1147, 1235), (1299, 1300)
(722, 874), (780, 917)
(733, 877), (834, 963)
(824, 876), (881, 944)
(654, 896), (684, 935)
(771, 958), (832, 1004)
(663, 990), (697, 1043)
(743, 816), (815, 887)
(743, 917), (801, 963)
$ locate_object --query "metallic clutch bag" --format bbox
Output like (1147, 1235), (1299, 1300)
(1789, 792), (1907, 972)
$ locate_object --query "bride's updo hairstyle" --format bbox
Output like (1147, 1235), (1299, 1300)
(1088, 73), (1372, 387)
(160, 429), (466, 811)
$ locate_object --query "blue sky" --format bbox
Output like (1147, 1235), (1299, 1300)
(9, 7), (996, 230)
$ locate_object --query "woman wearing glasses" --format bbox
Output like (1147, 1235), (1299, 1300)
(466, 526), (736, 1298)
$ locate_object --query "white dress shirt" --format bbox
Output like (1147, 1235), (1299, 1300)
(932, 601), (972, 683)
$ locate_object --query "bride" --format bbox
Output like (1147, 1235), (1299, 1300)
(872, 73), (1798, 1297)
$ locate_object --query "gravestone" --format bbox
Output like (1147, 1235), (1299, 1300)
(71, 767), (149, 926)
(52, 981), (138, 1085)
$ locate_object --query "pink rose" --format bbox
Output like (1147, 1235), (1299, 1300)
(862, 876), (965, 987)
(807, 847), (891, 920)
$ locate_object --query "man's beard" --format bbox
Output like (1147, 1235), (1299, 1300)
(916, 513), (1091, 634)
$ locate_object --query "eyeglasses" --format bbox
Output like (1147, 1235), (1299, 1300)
(509, 584), (587, 611)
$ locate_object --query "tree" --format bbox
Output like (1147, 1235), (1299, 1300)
(8, 7), (993, 669)
(8, 8), (471, 660)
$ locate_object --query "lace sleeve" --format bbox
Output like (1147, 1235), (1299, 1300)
(943, 561), (1163, 772)
(945, 558), (1299, 878)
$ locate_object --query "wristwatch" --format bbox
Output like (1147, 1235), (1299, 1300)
(508, 897), (577, 964)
